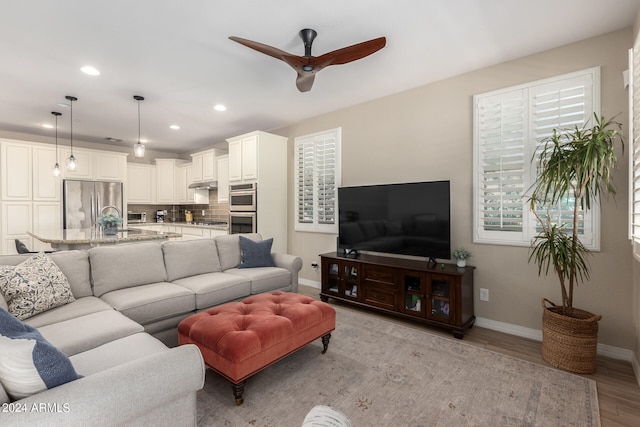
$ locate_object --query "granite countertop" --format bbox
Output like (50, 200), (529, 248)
(130, 222), (228, 231)
(28, 228), (181, 245)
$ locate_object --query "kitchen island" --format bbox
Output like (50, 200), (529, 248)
(29, 228), (182, 251)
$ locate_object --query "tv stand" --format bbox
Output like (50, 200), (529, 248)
(320, 252), (475, 339)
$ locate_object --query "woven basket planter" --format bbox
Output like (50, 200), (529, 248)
(541, 298), (601, 374)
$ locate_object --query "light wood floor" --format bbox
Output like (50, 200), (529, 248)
(298, 284), (640, 427)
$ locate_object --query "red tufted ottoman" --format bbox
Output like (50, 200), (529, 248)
(178, 291), (336, 404)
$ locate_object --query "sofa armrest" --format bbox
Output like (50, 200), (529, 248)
(272, 252), (303, 293)
(4, 344), (205, 427)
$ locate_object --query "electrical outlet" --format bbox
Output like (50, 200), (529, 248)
(311, 262), (319, 269)
(479, 288), (489, 302)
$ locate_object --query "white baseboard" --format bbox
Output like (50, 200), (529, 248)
(299, 278), (321, 289)
(298, 280), (636, 365)
(476, 316), (635, 362)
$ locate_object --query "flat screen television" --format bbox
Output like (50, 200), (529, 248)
(338, 180), (450, 261)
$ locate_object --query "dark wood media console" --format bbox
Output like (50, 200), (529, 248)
(319, 252), (475, 338)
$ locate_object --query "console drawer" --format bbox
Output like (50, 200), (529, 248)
(363, 284), (396, 311)
(363, 265), (396, 289)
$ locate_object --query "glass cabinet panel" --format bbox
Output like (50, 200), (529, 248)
(429, 276), (451, 321)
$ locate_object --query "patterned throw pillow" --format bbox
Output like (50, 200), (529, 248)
(0, 308), (80, 400)
(0, 253), (75, 320)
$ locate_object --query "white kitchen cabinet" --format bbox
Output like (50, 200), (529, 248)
(59, 148), (127, 181)
(94, 151), (127, 181)
(217, 155), (229, 203)
(1, 140), (32, 200)
(176, 163), (189, 204)
(228, 135), (259, 182)
(60, 147), (92, 179)
(1, 202), (33, 254)
(32, 146), (60, 201)
(226, 130), (288, 252)
(180, 227), (204, 240)
(126, 163), (156, 204)
(203, 228), (228, 238)
(32, 202), (61, 251)
(190, 148), (223, 183)
(155, 159), (188, 204)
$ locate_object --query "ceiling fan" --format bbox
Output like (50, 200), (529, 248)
(229, 29), (386, 92)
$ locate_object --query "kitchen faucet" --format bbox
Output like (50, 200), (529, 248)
(100, 205), (122, 218)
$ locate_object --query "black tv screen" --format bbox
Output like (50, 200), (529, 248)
(338, 181), (450, 260)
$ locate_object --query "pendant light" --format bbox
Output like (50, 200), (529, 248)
(65, 95), (78, 171)
(51, 111), (62, 177)
(133, 95), (145, 158)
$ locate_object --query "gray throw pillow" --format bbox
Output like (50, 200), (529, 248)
(239, 235), (275, 268)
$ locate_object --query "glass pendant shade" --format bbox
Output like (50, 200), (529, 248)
(65, 95), (78, 171)
(134, 141), (145, 157)
(133, 95), (145, 158)
(66, 154), (77, 171)
(51, 111), (62, 177)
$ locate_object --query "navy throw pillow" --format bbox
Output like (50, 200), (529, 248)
(0, 308), (81, 400)
(239, 236), (275, 268)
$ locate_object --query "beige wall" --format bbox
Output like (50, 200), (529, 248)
(278, 28), (635, 350)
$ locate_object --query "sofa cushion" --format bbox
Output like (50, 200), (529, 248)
(37, 310), (144, 356)
(0, 308), (80, 400)
(239, 235), (275, 268)
(99, 282), (194, 325)
(225, 267), (292, 294)
(69, 333), (168, 376)
(0, 253), (75, 320)
(49, 250), (92, 298)
(172, 272), (250, 309)
(215, 233), (263, 271)
(162, 239), (221, 281)
(89, 243), (167, 297)
(25, 296), (113, 328)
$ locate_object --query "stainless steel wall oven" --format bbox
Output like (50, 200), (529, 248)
(229, 183), (257, 234)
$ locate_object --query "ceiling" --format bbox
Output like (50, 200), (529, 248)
(1, 1), (638, 155)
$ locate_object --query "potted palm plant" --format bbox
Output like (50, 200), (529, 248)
(528, 114), (623, 374)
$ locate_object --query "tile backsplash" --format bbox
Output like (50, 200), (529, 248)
(128, 189), (229, 223)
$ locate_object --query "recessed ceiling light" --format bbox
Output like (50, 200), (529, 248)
(170, 125), (180, 130)
(41, 123), (54, 129)
(104, 137), (122, 143)
(214, 104), (227, 112)
(81, 65), (100, 76)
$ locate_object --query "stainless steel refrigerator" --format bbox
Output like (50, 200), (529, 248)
(63, 180), (123, 229)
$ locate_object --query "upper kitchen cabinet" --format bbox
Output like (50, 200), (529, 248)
(126, 163), (156, 204)
(60, 147), (128, 181)
(191, 148), (224, 183)
(1, 140), (32, 200)
(226, 131), (288, 183)
(217, 154), (229, 203)
(155, 159), (188, 204)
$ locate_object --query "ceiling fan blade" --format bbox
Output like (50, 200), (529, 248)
(296, 73), (315, 92)
(228, 36), (293, 62)
(313, 37), (386, 68)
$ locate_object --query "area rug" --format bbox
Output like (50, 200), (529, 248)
(196, 305), (600, 426)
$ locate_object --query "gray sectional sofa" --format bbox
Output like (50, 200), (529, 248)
(0, 233), (302, 426)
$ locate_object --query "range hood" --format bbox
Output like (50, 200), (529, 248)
(188, 181), (218, 190)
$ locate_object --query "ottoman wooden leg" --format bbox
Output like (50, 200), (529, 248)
(231, 380), (246, 405)
(321, 333), (331, 354)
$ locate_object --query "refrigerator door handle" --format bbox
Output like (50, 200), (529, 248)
(91, 192), (96, 227)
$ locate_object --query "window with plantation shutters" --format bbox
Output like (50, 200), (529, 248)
(294, 128), (341, 233)
(473, 67), (600, 249)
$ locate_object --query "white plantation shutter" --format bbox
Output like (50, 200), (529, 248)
(631, 39), (640, 255)
(474, 67), (600, 248)
(295, 128), (341, 233)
